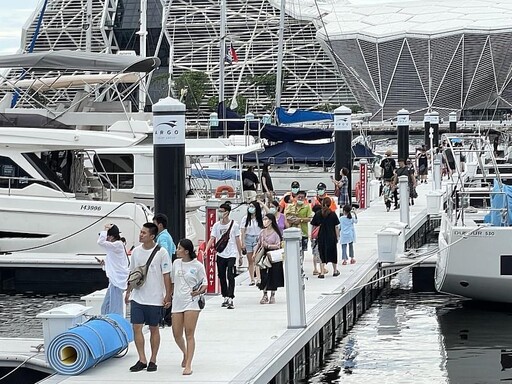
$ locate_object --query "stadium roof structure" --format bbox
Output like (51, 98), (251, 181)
(316, 0), (512, 121)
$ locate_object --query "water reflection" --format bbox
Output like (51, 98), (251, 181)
(438, 301), (512, 383)
(0, 293), (81, 338)
(305, 291), (512, 384)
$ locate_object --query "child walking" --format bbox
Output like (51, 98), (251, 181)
(382, 182), (393, 212)
(340, 204), (358, 265)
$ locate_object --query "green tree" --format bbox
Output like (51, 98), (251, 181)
(174, 70), (210, 110)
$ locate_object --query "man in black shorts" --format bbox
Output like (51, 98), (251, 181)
(125, 223), (171, 372)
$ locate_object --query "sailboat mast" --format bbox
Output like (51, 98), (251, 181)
(138, 0), (148, 112)
(275, 0), (285, 108)
(219, 0), (227, 136)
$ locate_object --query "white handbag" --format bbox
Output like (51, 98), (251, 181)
(267, 249), (284, 263)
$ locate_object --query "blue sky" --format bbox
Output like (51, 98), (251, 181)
(0, 0), (40, 54)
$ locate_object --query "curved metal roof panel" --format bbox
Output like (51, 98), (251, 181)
(318, 0), (512, 42)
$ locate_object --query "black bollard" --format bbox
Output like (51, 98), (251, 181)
(424, 112), (431, 149)
(449, 111), (457, 133)
(152, 97), (186, 245)
(334, 105), (353, 194)
(397, 109), (410, 161)
(430, 111), (440, 147)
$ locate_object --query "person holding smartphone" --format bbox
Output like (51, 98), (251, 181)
(97, 223), (129, 316)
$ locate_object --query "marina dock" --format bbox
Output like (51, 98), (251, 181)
(1, 181), (442, 383)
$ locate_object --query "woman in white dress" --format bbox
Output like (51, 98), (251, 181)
(171, 238), (207, 376)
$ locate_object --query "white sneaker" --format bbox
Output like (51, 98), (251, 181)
(227, 298), (234, 309)
(221, 297), (229, 307)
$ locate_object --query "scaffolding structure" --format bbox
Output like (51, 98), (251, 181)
(11, 0), (356, 124)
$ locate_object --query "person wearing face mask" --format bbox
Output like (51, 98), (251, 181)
(254, 213), (284, 304)
(269, 200), (288, 234)
(310, 182), (337, 212)
(205, 202), (242, 309)
(284, 190), (312, 262)
(240, 201), (264, 286)
(279, 181), (301, 211)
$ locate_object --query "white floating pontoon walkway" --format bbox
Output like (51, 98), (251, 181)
(15, 182), (437, 384)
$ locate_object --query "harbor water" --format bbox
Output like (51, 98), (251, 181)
(304, 290), (512, 384)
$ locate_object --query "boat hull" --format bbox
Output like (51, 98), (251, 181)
(435, 214), (512, 303)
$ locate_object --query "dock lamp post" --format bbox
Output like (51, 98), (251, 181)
(152, 97), (186, 245)
(397, 109), (410, 162)
(334, 105), (352, 192)
(209, 112), (219, 138)
(424, 112), (431, 149)
(449, 111), (457, 133)
(430, 111), (440, 148)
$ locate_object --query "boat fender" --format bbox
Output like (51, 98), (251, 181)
(215, 185), (235, 198)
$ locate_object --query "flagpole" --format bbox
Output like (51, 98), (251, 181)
(275, 0), (285, 108)
(219, 0), (227, 137)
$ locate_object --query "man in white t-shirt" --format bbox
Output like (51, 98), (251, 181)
(124, 223), (171, 373)
(205, 202), (242, 309)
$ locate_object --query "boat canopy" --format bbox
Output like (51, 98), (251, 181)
(484, 180), (512, 226)
(0, 51), (160, 73)
(241, 142), (375, 165)
(276, 107), (333, 125)
(190, 169), (240, 181)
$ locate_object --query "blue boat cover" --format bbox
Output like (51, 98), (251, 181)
(241, 142), (375, 165)
(276, 107), (334, 124)
(191, 168), (240, 181)
(261, 124), (333, 142)
(47, 314), (133, 375)
(484, 180), (512, 226)
(213, 102), (334, 142)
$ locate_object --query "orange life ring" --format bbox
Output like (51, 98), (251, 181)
(355, 181), (361, 203)
(215, 185), (235, 198)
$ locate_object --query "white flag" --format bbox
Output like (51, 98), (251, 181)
(230, 96), (238, 110)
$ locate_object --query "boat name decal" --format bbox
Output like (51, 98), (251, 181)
(80, 204), (102, 211)
(453, 230), (495, 237)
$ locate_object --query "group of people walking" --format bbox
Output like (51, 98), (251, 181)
(379, 149), (421, 211)
(97, 214), (203, 376)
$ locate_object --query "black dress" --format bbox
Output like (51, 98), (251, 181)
(311, 211), (339, 264)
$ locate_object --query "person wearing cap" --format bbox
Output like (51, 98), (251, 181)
(279, 181), (300, 210)
(97, 223), (130, 316)
(284, 190), (312, 262)
(310, 182), (337, 212)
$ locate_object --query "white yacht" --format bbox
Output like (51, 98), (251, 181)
(0, 127), (153, 259)
(435, 134), (512, 303)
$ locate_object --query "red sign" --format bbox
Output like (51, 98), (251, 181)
(205, 206), (219, 294)
(359, 161), (368, 209)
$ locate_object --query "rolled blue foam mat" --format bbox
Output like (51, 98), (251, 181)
(47, 314), (133, 375)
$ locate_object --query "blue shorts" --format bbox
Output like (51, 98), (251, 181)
(130, 301), (162, 327)
(245, 234), (259, 252)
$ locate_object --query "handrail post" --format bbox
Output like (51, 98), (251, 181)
(399, 175), (410, 228)
(284, 227), (306, 329)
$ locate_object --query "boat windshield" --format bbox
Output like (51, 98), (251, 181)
(23, 153), (71, 193)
